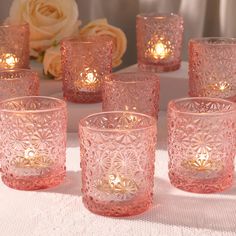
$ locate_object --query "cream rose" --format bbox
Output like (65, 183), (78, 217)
(79, 19), (127, 68)
(43, 45), (61, 80)
(6, 0), (79, 55)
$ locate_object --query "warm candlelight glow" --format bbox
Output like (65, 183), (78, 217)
(15, 147), (51, 169)
(74, 68), (100, 92)
(189, 149), (212, 171)
(0, 53), (19, 68)
(216, 81), (231, 92)
(146, 37), (172, 60)
(97, 174), (138, 196)
(208, 81), (232, 94)
(182, 148), (223, 173)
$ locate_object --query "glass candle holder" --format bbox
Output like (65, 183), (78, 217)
(0, 96), (67, 190)
(79, 111), (157, 216)
(102, 72), (160, 117)
(189, 38), (236, 102)
(168, 97), (236, 193)
(61, 36), (112, 103)
(0, 69), (39, 101)
(0, 23), (29, 69)
(136, 13), (183, 72)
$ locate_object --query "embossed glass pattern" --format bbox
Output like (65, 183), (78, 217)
(102, 72), (160, 117)
(136, 13), (183, 72)
(0, 96), (67, 190)
(189, 38), (236, 101)
(0, 23), (29, 69)
(79, 111), (157, 216)
(168, 97), (236, 193)
(0, 69), (39, 101)
(61, 36), (112, 103)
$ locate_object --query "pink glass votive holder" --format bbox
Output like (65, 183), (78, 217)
(0, 69), (39, 101)
(0, 96), (67, 190)
(79, 111), (157, 216)
(0, 23), (29, 69)
(189, 38), (236, 102)
(61, 36), (113, 103)
(136, 13), (183, 72)
(102, 72), (160, 117)
(168, 97), (236, 193)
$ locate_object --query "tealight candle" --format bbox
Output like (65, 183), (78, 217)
(136, 13), (183, 72)
(0, 23), (29, 69)
(146, 37), (172, 60)
(79, 111), (157, 216)
(0, 96), (67, 190)
(74, 68), (99, 92)
(189, 38), (236, 102)
(61, 36), (112, 103)
(0, 53), (19, 68)
(168, 97), (236, 193)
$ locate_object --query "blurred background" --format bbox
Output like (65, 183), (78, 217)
(1, 0), (236, 69)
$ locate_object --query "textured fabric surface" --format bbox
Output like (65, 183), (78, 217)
(0, 112), (236, 236)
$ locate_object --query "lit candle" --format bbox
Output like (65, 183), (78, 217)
(146, 37), (172, 60)
(74, 68), (100, 92)
(97, 174), (138, 201)
(14, 147), (52, 176)
(182, 148), (223, 175)
(214, 81), (231, 92)
(0, 53), (19, 68)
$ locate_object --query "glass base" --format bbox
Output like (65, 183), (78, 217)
(169, 172), (233, 193)
(83, 195), (152, 217)
(2, 172), (66, 190)
(63, 91), (102, 103)
(138, 62), (181, 72)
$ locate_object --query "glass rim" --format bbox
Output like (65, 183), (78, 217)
(104, 72), (160, 85)
(136, 12), (182, 20)
(0, 69), (38, 81)
(189, 37), (236, 46)
(0, 96), (66, 114)
(79, 111), (157, 132)
(168, 97), (236, 116)
(61, 35), (112, 46)
(0, 22), (29, 28)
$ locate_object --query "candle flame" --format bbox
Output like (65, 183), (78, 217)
(97, 174), (138, 195)
(0, 53), (19, 68)
(85, 72), (97, 84)
(146, 37), (172, 60)
(15, 147), (51, 169)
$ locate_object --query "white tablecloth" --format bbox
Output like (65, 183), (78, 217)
(0, 111), (236, 236)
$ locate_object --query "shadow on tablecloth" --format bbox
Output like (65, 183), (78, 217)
(40, 171), (82, 197)
(131, 176), (236, 233)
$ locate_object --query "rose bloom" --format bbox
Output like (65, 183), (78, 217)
(80, 19), (127, 68)
(43, 45), (61, 79)
(6, 0), (79, 56)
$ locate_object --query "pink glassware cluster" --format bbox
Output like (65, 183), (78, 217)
(1, 10), (236, 220)
(0, 97), (67, 190)
(0, 69), (39, 101)
(61, 36), (113, 103)
(102, 72), (160, 117)
(136, 13), (183, 72)
(168, 97), (236, 193)
(79, 111), (157, 216)
(0, 23), (29, 69)
(189, 38), (236, 102)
